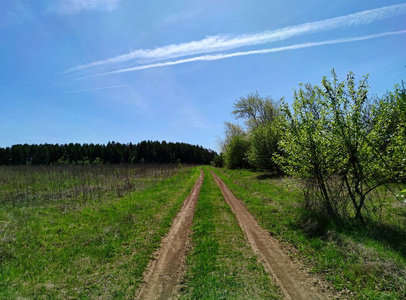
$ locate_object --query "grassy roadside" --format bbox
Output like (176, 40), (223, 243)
(210, 167), (406, 299)
(0, 166), (200, 299)
(180, 168), (281, 299)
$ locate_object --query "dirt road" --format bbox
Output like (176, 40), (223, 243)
(136, 170), (204, 300)
(211, 170), (333, 300)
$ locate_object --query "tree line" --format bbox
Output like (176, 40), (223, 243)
(216, 70), (406, 222)
(0, 140), (216, 166)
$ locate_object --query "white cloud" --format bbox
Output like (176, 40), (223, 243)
(77, 30), (406, 78)
(65, 4), (406, 73)
(52, 0), (120, 14)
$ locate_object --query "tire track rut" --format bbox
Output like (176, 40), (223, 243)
(136, 170), (204, 300)
(210, 170), (334, 300)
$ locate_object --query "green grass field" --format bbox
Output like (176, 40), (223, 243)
(0, 165), (200, 299)
(210, 167), (406, 299)
(1, 164), (405, 299)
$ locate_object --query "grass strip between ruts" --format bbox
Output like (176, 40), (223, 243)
(180, 168), (281, 299)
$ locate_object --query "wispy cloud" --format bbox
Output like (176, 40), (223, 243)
(179, 108), (211, 130)
(62, 84), (128, 94)
(0, 0), (35, 28)
(77, 30), (406, 79)
(64, 4), (406, 74)
(51, 0), (120, 15)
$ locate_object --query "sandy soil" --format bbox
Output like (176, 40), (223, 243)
(210, 170), (338, 300)
(136, 170), (204, 300)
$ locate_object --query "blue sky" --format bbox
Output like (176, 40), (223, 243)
(1, 0), (405, 151)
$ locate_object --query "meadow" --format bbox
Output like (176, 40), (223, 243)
(0, 164), (200, 299)
(1, 164), (405, 299)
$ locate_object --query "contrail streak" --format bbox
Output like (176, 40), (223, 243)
(64, 3), (406, 74)
(62, 84), (128, 93)
(77, 30), (406, 79)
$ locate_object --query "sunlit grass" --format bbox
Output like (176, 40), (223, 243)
(0, 165), (200, 299)
(211, 167), (406, 299)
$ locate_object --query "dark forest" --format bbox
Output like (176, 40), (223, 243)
(0, 141), (216, 165)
